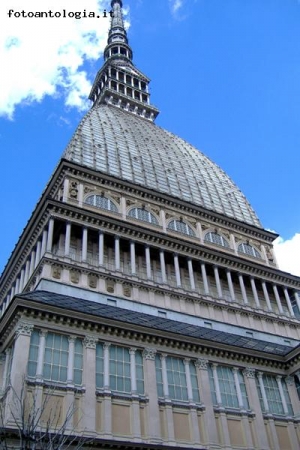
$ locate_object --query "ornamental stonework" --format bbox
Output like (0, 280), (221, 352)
(143, 348), (156, 360)
(106, 279), (115, 293)
(83, 335), (98, 349)
(69, 180), (78, 199)
(52, 265), (62, 280)
(243, 367), (256, 379)
(70, 270), (80, 284)
(15, 321), (34, 337)
(195, 358), (209, 370)
(88, 274), (98, 289)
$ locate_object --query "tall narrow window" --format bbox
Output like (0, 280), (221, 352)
(208, 365), (249, 409)
(44, 333), (69, 382)
(110, 345), (131, 393)
(168, 219), (195, 237)
(28, 330), (40, 377)
(74, 339), (83, 385)
(96, 343), (104, 389)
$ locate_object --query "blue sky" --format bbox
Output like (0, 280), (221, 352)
(1, 0), (300, 275)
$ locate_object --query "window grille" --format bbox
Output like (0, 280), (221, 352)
(128, 207), (158, 225)
(238, 243), (261, 259)
(167, 219), (195, 237)
(256, 374), (293, 415)
(85, 194), (118, 212)
(204, 232), (230, 248)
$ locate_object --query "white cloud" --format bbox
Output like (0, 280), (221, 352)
(169, 0), (184, 15)
(273, 233), (300, 277)
(0, 0), (128, 118)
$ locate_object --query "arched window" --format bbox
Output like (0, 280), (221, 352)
(85, 195), (118, 213)
(204, 232), (230, 248)
(128, 207), (158, 225)
(238, 243), (261, 259)
(168, 219), (195, 237)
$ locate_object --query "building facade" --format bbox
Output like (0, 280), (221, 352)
(1, 1), (300, 449)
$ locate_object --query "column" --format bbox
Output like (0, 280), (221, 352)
(201, 262), (209, 295)
(173, 254), (181, 287)
(98, 231), (104, 266)
(15, 278), (20, 295)
(103, 343), (110, 389)
(283, 288), (295, 317)
(184, 359), (201, 444)
(29, 251), (36, 276)
(184, 359), (193, 401)
(142, 348), (161, 441)
(262, 281), (272, 311)
(36, 331), (47, 380)
(233, 368), (244, 409)
(294, 291), (300, 313)
(243, 368), (270, 450)
(212, 364), (222, 405)
(115, 236), (120, 271)
(187, 258), (196, 290)
(213, 266), (223, 298)
(161, 354), (169, 398)
(276, 376), (289, 415)
(159, 249), (167, 283)
(195, 359), (218, 448)
(145, 245), (152, 279)
(24, 260), (30, 287)
(82, 227), (88, 263)
(130, 241), (136, 275)
(250, 278), (261, 308)
(1, 348), (11, 391)
(83, 336), (97, 433)
(65, 222), (71, 257)
(46, 218), (54, 252)
(129, 348), (137, 393)
(10, 322), (33, 397)
(238, 273), (248, 304)
(78, 183), (84, 207)
(129, 348), (141, 440)
(226, 270), (235, 301)
(41, 229), (48, 257)
(273, 285), (284, 314)
(257, 372), (269, 413)
(67, 336), (75, 385)
(63, 177), (70, 202)
(34, 241), (41, 268)
(19, 269), (25, 292)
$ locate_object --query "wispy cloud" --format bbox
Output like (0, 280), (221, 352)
(273, 233), (300, 277)
(0, 0), (131, 118)
(169, 0), (184, 15)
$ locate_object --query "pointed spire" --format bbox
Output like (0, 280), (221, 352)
(104, 0), (133, 64)
(89, 0), (159, 122)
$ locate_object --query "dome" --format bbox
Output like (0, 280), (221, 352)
(64, 105), (261, 228)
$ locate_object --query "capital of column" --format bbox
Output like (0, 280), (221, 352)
(195, 358), (209, 370)
(257, 371), (263, 380)
(129, 347), (137, 355)
(142, 347), (156, 360)
(68, 336), (76, 344)
(285, 376), (294, 386)
(83, 335), (98, 349)
(243, 367), (256, 379)
(103, 342), (111, 350)
(15, 321), (34, 338)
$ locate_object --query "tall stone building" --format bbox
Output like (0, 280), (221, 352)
(1, 1), (300, 449)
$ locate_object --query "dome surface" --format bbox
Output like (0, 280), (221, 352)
(64, 105), (261, 228)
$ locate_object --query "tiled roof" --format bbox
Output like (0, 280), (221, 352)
(19, 290), (294, 357)
(63, 105), (261, 227)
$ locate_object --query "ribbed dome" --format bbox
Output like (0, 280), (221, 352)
(64, 105), (261, 228)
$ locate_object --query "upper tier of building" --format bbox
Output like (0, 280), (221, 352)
(63, 104), (261, 228)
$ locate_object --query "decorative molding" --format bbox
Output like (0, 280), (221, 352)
(243, 367), (256, 379)
(195, 358), (209, 370)
(285, 376), (294, 386)
(83, 335), (98, 349)
(142, 347), (156, 360)
(15, 321), (34, 337)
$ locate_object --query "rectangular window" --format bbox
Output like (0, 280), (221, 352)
(43, 333), (68, 382)
(28, 330), (40, 377)
(208, 365), (249, 409)
(135, 350), (144, 394)
(109, 345), (131, 393)
(256, 374), (293, 415)
(96, 343), (104, 388)
(155, 355), (164, 398)
(74, 339), (83, 385)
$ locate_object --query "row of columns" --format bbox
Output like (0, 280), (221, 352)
(2, 218), (300, 319)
